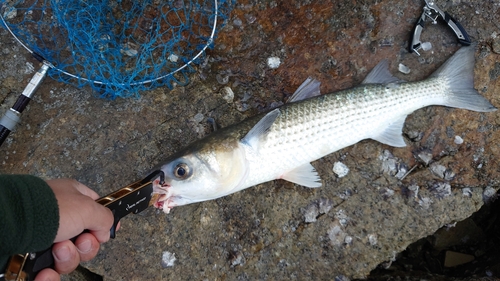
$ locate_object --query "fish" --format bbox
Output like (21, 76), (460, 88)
(152, 45), (496, 213)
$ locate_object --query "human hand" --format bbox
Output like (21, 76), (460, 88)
(35, 179), (114, 281)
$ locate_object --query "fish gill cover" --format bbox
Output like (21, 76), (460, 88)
(0, 0), (233, 98)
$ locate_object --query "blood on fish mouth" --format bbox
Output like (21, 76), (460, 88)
(152, 181), (170, 210)
(155, 200), (164, 209)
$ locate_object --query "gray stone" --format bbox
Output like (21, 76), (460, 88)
(1, 0), (499, 280)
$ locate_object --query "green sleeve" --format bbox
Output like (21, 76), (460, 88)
(0, 175), (59, 272)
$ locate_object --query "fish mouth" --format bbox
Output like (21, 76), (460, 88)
(152, 181), (173, 213)
(153, 194), (168, 209)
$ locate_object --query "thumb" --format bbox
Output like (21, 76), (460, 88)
(72, 180), (101, 200)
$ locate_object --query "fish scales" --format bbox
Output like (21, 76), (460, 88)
(152, 46), (496, 213)
(242, 80), (448, 188)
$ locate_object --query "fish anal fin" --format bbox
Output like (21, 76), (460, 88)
(362, 59), (404, 85)
(372, 115), (407, 147)
(281, 163), (322, 188)
(288, 77), (321, 103)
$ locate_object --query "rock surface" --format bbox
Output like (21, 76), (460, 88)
(1, 0), (500, 280)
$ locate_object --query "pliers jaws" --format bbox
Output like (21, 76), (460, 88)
(410, 0), (471, 55)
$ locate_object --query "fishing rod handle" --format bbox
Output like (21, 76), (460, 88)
(0, 63), (49, 147)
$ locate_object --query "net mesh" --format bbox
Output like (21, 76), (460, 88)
(0, 0), (232, 98)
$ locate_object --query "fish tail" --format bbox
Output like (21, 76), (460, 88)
(431, 44), (496, 112)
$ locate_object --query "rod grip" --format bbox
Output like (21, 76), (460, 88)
(0, 125), (11, 146)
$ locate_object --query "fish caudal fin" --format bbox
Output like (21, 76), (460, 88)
(431, 44), (497, 112)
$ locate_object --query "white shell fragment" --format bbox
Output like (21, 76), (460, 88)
(318, 198), (333, 214)
(3, 7), (17, 19)
(267, 56), (281, 69)
(333, 162), (349, 178)
(483, 186), (497, 203)
(193, 113), (204, 123)
(161, 251), (176, 268)
(121, 48), (138, 57)
(418, 197), (433, 209)
(328, 224), (347, 246)
(304, 203), (319, 223)
(398, 63), (411, 74)
(417, 151), (433, 165)
(168, 53), (179, 62)
(24, 62), (35, 74)
(454, 135), (464, 145)
(429, 163), (447, 179)
(421, 42), (432, 51)
(221, 86), (235, 103)
(120, 42), (138, 57)
(368, 234), (378, 246)
(344, 236), (353, 245)
(304, 198), (333, 223)
(462, 187), (473, 197)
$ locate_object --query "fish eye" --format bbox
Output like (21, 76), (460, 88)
(173, 163), (190, 179)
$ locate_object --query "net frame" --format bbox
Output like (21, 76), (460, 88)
(0, 0), (230, 98)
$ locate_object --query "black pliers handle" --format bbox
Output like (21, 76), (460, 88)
(410, 0), (471, 55)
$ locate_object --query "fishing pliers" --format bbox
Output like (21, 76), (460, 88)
(410, 0), (471, 55)
(2, 170), (165, 281)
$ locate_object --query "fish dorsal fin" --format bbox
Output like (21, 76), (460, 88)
(362, 60), (403, 84)
(281, 163), (322, 188)
(371, 115), (407, 147)
(242, 108), (280, 149)
(288, 77), (321, 103)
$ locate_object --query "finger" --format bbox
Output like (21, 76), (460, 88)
(52, 240), (80, 274)
(35, 268), (61, 281)
(74, 233), (100, 262)
(84, 203), (114, 243)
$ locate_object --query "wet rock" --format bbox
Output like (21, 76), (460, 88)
(443, 251), (475, 268)
(429, 163), (455, 181)
(379, 149), (408, 179)
(1, 0), (499, 280)
(417, 150), (433, 165)
(428, 181), (452, 199)
(229, 251), (246, 267)
(405, 130), (424, 142)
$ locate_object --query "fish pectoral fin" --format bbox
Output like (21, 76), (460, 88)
(372, 115), (407, 147)
(362, 59), (404, 85)
(242, 108), (280, 149)
(281, 163), (322, 188)
(288, 77), (321, 103)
